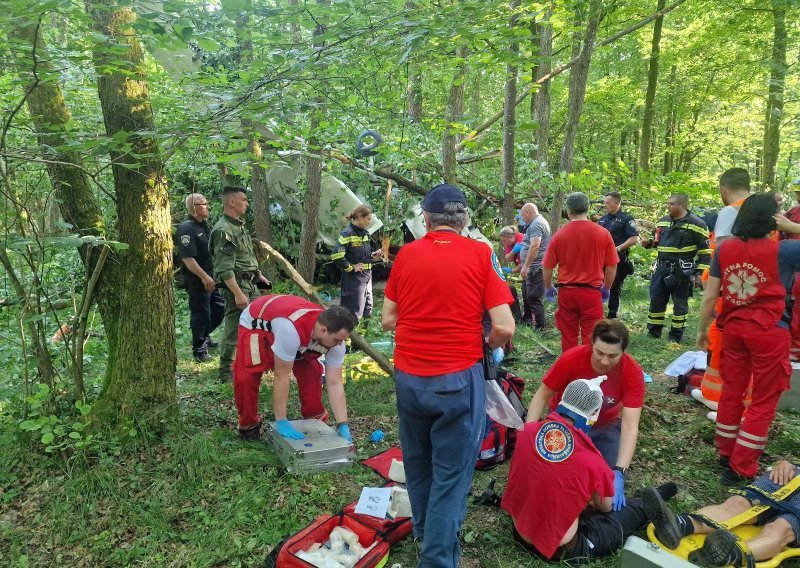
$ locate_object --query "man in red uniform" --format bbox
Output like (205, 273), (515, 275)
(543, 192), (618, 352)
(526, 319), (644, 509)
(232, 294), (358, 442)
(502, 378), (675, 563)
(382, 183), (515, 568)
(697, 194), (800, 483)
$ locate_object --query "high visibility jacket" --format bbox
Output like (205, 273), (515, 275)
(652, 212), (711, 271)
(331, 224), (374, 272)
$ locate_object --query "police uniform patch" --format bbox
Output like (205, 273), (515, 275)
(491, 251), (506, 282)
(535, 421), (574, 462)
(180, 234), (191, 246)
(629, 220), (638, 230)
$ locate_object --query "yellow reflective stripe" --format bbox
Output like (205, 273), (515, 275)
(685, 223), (709, 237)
(671, 322), (686, 329)
(701, 380), (722, 391)
(698, 248), (713, 255)
(672, 315), (688, 320)
(697, 263), (710, 270)
(647, 319), (665, 325)
(338, 235), (350, 244)
(338, 235), (367, 244)
(659, 245), (698, 253)
(344, 265), (354, 272)
(649, 312), (667, 317)
(656, 221), (671, 228)
(331, 251), (346, 260)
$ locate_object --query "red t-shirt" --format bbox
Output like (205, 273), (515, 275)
(501, 412), (615, 558)
(504, 232), (525, 266)
(542, 220), (618, 287)
(544, 345), (645, 426)
(385, 230), (513, 376)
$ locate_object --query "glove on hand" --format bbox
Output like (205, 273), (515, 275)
(492, 347), (505, 365)
(275, 419), (305, 440)
(502, 266), (512, 274)
(337, 423), (353, 443)
(612, 470), (626, 511)
(545, 287), (557, 302)
(511, 243), (523, 254)
(600, 286), (611, 303)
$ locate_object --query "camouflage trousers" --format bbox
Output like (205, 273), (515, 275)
(219, 280), (259, 380)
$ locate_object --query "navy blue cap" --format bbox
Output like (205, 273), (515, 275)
(422, 184), (467, 213)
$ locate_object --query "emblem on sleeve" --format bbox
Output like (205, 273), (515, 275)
(180, 235), (191, 246)
(535, 421), (574, 462)
(491, 251), (506, 282)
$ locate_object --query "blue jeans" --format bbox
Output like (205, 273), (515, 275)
(395, 363), (486, 568)
(589, 420), (621, 467)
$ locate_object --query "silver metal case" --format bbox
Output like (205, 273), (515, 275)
(621, 536), (699, 568)
(267, 419), (355, 475)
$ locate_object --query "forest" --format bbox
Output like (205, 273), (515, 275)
(1, 0), (798, 566)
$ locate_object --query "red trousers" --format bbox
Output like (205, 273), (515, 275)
(791, 276), (800, 360)
(232, 327), (327, 430)
(555, 287), (604, 353)
(715, 322), (790, 478)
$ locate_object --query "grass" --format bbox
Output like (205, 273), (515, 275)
(1, 277), (799, 567)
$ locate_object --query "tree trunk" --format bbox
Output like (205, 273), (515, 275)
(662, 66), (677, 174)
(533, 2), (554, 171)
(500, 0), (520, 224)
(405, 1), (422, 123)
(639, 0), (666, 172)
(86, 1), (176, 422)
(550, 0), (603, 230)
(297, 0), (328, 283)
(761, 0), (787, 190)
(442, 45), (468, 184)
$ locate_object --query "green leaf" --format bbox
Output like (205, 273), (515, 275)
(69, 431), (81, 440)
(41, 432), (54, 445)
(196, 38), (220, 52)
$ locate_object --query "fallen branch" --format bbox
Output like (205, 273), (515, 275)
(256, 239), (395, 378)
(643, 403), (674, 425)
(327, 150), (426, 196)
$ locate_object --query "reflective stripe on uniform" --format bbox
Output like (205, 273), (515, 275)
(739, 431), (768, 443)
(736, 438), (767, 450)
(716, 422), (739, 432)
(249, 334), (261, 365)
(716, 429), (738, 439)
(331, 251), (346, 260)
(287, 308), (322, 322)
(658, 245), (698, 254)
(256, 295), (287, 319)
(685, 223), (709, 237)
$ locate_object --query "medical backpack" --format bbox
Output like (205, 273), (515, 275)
(475, 369), (525, 470)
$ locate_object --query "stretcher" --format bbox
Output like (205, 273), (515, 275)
(647, 474), (800, 567)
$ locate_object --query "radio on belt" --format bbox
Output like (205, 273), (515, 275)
(266, 419), (355, 475)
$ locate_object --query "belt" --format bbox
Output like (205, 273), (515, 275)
(236, 270), (259, 282)
(555, 283), (599, 290)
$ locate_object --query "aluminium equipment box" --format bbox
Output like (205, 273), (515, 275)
(267, 419), (355, 475)
(779, 365), (800, 411)
(621, 536), (700, 568)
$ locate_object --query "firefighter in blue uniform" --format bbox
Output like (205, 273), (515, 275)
(331, 205), (384, 327)
(598, 191), (640, 319)
(642, 193), (711, 342)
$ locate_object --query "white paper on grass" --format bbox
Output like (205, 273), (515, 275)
(485, 379), (524, 430)
(354, 487), (392, 519)
(664, 350), (706, 377)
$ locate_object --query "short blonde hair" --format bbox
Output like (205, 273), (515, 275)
(499, 225), (517, 238)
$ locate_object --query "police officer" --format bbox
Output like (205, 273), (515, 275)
(176, 193), (225, 362)
(598, 191), (639, 319)
(331, 204), (384, 324)
(210, 186), (270, 382)
(642, 193), (711, 343)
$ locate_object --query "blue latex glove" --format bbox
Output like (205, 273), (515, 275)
(338, 423), (353, 443)
(492, 347), (505, 365)
(511, 243), (523, 254)
(502, 266), (512, 274)
(600, 286), (611, 303)
(275, 419), (305, 440)
(545, 286), (557, 302)
(612, 470), (626, 511)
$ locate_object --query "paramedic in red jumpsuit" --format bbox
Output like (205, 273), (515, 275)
(698, 194), (800, 483)
(233, 294), (358, 442)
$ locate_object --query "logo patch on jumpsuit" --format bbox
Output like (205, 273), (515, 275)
(491, 252), (506, 282)
(535, 421), (574, 462)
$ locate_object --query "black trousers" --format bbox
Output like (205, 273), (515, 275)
(186, 282), (225, 354)
(521, 277), (532, 323)
(648, 266), (691, 341)
(524, 267), (546, 329)
(607, 259), (632, 319)
(512, 497), (648, 565)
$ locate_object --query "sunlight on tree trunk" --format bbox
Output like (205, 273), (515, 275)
(639, 0), (666, 172)
(761, 0), (787, 190)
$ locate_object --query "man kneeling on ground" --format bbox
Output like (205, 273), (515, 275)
(646, 460), (799, 567)
(501, 378), (677, 564)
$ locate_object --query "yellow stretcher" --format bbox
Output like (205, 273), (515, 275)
(646, 474), (800, 568)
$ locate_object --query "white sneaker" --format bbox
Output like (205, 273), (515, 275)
(691, 388), (719, 411)
(706, 411), (717, 422)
